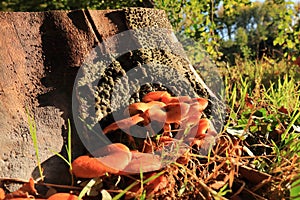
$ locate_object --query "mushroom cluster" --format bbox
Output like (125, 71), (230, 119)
(72, 91), (214, 178)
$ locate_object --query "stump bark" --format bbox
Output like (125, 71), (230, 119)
(0, 8), (212, 185)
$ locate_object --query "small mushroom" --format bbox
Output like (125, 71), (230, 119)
(158, 135), (173, 146)
(182, 98), (208, 125)
(142, 91), (171, 102)
(143, 102), (190, 124)
(47, 193), (80, 200)
(161, 95), (191, 104)
(126, 101), (166, 116)
(120, 151), (162, 174)
(72, 155), (115, 178)
(192, 97), (208, 111)
(103, 114), (145, 134)
(142, 105), (167, 124)
(164, 102), (190, 123)
(186, 119), (210, 147)
(72, 145), (163, 177)
(195, 119), (210, 138)
(92, 143), (132, 172)
(72, 143), (132, 178)
(186, 118), (210, 139)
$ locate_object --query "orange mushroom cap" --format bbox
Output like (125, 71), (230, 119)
(195, 119), (210, 138)
(120, 151), (162, 174)
(192, 97), (208, 111)
(0, 188), (5, 200)
(143, 102), (190, 124)
(72, 143), (132, 178)
(126, 101), (166, 116)
(164, 102), (190, 123)
(103, 114), (145, 134)
(161, 95), (191, 104)
(182, 98), (208, 125)
(142, 91), (171, 102)
(47, 193), (80, 200)
(186, 118), (210, 139)
(143, 105), (167, 123)
(184, 119), (210, 147)
(92, 143), (130, 156)
(72, 155), (112, 178)
(93, 143), (132, 172)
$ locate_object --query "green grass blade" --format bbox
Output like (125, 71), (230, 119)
(26, 109), (44, 181)
(291, 177), (300, 200)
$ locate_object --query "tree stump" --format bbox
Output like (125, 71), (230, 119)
(0, 8), (215, 186)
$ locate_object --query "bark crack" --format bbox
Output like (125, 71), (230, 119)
(83, 9), (103, 45)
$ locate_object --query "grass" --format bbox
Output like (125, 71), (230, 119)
(51, 119), (74, 185)
(220, 58), (300, 199)
(111, 170), (165, 200)
(26, 109), (44, 181)
(26, 115), (74, 184)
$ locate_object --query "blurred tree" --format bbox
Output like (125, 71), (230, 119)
(154, 0), (251, 60)
(0, 0), (147, 11)
(1, 0), (299, 64)
(155, 0), (300, 64)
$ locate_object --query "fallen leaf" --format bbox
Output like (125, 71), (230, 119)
(278, 106), (288, 114)
(4, 178), (37, 199)
(101, 190), (112, 200)
(245, 93), (254, 108)
(226, 127), (248, 139)
(127, 172), (170, 198)
(229, 169), (235, 188)
(19, 178), (37, 196)
(210, 181), (226, 190)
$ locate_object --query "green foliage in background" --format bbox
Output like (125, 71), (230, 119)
(0, 0), (144, 11)
(155, 0), (300, 63)
(1, 0), (299, 64)
(155, 0), (251, 60)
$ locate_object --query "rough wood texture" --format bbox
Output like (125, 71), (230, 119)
(0, 8), (210, 187)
